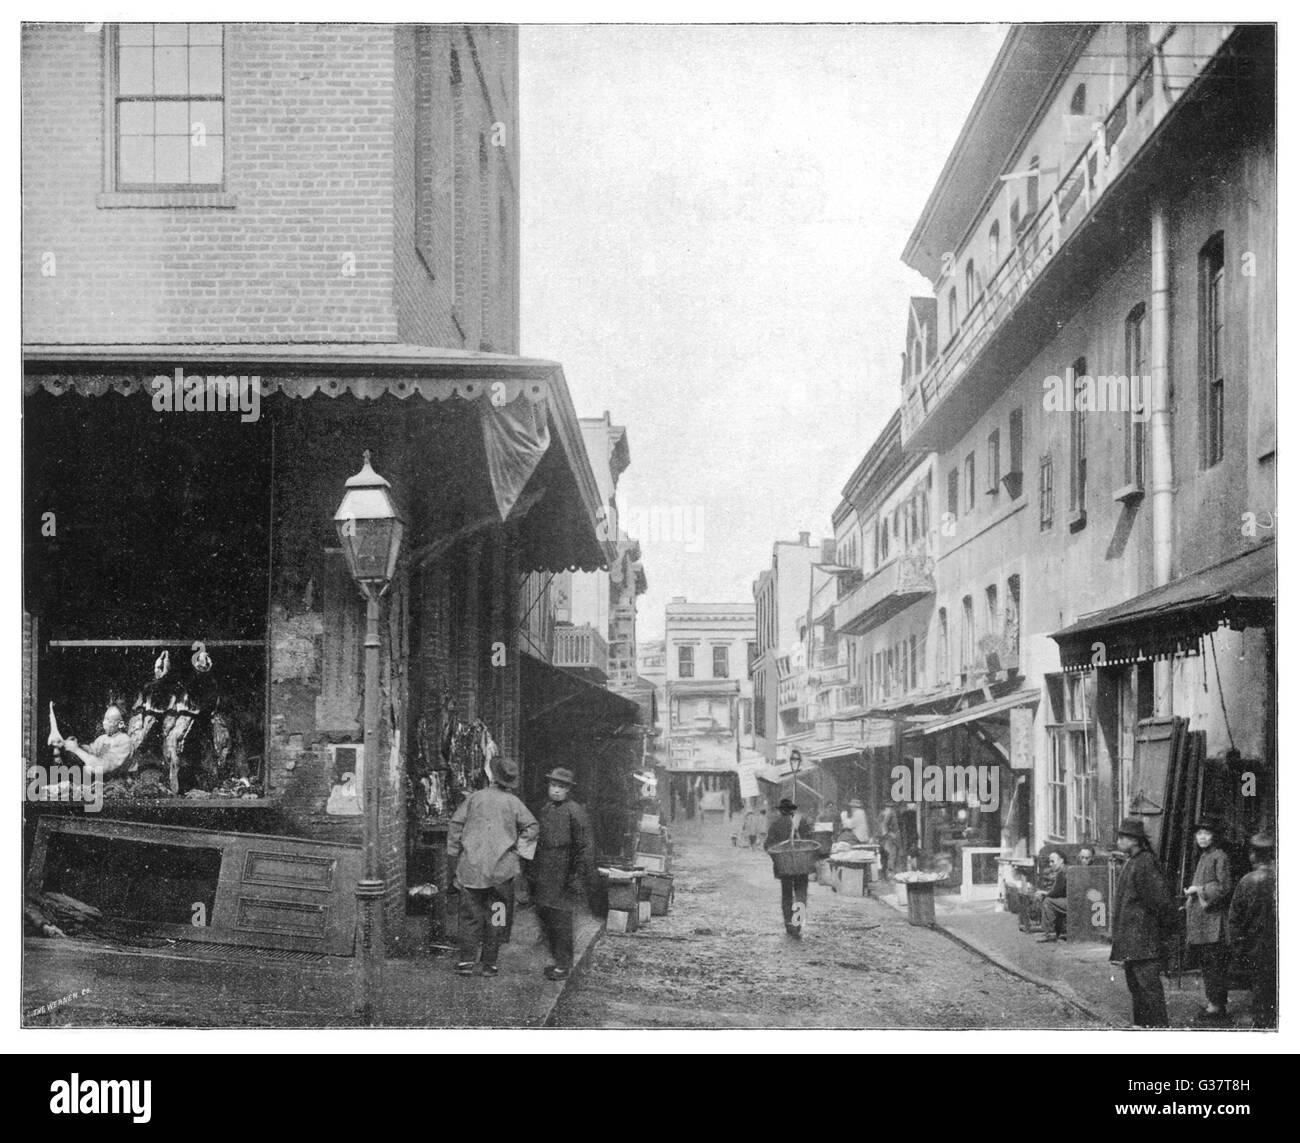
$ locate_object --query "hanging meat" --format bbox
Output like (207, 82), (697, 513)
(127, 650), (176, 773)
(162, 643), (223, 794)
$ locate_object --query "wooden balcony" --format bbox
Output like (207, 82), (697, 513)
(835, 542), (935, 636)
(552, 624), (608, 681)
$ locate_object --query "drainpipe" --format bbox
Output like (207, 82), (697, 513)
(1150, 201), (1174, 715)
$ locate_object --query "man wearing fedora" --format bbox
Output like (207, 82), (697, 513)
(765, 797), (815, 938)
(531, 767), (594, 981)
(1110, 817), (1179, 1027)
(446, 756), (539, 977)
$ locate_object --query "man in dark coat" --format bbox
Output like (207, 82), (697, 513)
(1109, 817), (1178, 1027)
(1183, 818), (1235, 1022)
(1227, 831), (1276, 1028)
(765, 797), (814, 938)
(531, 767), (593, 981)
(1035, 849), (1069, 942)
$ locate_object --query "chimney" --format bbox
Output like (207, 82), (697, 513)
(798, 531), (810, 546)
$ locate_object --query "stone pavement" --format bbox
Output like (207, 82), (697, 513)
(877, 886), (1261, 1032)
(22, 904), (603, 1029)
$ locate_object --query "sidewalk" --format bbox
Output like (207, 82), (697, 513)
(877, 887), (1257, 1030)
(23, 904), (604, 1029)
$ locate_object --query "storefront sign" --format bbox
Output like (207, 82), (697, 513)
(1010, 705), (1034, 771)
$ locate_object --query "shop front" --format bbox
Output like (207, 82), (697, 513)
(24, 344), (611, 955)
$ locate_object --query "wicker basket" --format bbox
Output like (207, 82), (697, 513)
(768, 839), (822, 877)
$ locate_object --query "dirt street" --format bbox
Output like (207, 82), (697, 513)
(551, 817), (1105, 1029)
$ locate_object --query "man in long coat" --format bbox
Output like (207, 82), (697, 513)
(1228, 831), (1276, 1028)
(1182, 818), (1235, 1021)
(765, 797), (814, 938)
(531, 767), (593, 981)
(1109, 817), (1178, 1027)
(446, 756), (538, 977)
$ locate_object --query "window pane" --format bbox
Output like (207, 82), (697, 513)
(118, 101), (154, 135)
(118, 24), (154, 46)
(118, 46), (155, 95)
(189, 135), (223, 184)
(153, 23), (190, 46)
(119, 136), (154, 184)
(154, 46), (189, 95)
(189, 23), (224, 45)
(189, 46), (223, 95)
(154, 135), (190, 183)
(155, 101), (190, 135)
(189, 100), (223, 138)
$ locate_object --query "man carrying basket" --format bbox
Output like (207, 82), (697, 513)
(765, 797), (816, 938)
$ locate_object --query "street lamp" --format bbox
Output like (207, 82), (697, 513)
(334, 450), (406, 1026)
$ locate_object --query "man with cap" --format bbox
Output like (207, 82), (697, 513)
(1109, 817), (1179, 1027)
(765, 797), (815, 938)
(1183, 818), (1235, 1022)
(531, 767), (594, 980)
(1228, 831), (1276, 1028)
(446, 756), (539, 977)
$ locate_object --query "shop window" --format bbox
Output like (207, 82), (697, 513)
(112, 24), (225, 190)
(678, 644), (694, 678)
(1199, 232), (1226, 468)
(24, 394), (271, 794)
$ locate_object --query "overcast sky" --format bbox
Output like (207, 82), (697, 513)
(519, 24), (1008, 639)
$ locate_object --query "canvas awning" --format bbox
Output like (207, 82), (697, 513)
(903, 688), (1040, 737)
(23, 342), (615, 574)
(1050, 542), (1275, 672)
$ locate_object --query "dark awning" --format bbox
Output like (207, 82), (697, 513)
(1050, 542), (1275, 672)
(24, 342), (614, 574)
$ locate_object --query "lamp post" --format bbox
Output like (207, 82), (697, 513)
(334, 450), (406, 1026)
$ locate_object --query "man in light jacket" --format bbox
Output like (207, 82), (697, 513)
(1109, 817), (1178, 1027)
(446, 756), (538, 978)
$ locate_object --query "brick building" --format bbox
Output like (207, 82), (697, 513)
(23, 22), (621, 960)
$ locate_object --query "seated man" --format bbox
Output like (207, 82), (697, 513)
(1076, 844), (1098, 866)
(55, 704), (134, 779)
(1035, 849), (1069, 942)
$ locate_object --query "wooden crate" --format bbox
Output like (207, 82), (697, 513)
(638, 900), (651, 923)
(635, 852), (667, 873)
(606, 908), (638, 934)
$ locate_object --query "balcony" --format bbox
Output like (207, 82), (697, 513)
(552, 624), (608, 681)
(901, 25), (1243, 451)
(835, 542), (935, 636)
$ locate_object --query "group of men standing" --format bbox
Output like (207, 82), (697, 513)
(1108, 816), (1276, 1029)
(445, 759), (592, 981)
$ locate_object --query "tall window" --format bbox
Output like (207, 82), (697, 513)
(936, 608), (950, 685)
(988, 221), (1000, 271)
(911, 337), (922, 377)
(987, 429), (1001, 495)
(1008, 407), (1024, 480)
(678, 644), (694, 678)
(1125, 304), (1148, 487)
(1070, 82), (1087, 115)
(713, 645), (729, 679)
(1200, 232), (1226, 467)
(947, 288), (958, 342)
(414, 27), (436, 273)
(1048, 735), (1070, 840)
(909, 634), (918, 691)
(1025, 156), (1039, 219)
(1005, 575), (1021, 661)
(947, 468), (959, 520)
(1069, 357), (1088, 518)
(984, 584), (999, 644)
(960, 595), (975, 677)
(1046, 674), (1097, 842)
(114, 24), (225, 189)
(964, 452), (976, 513)
(1039, 453), (1054, 529)
(965, 259), (977, 314)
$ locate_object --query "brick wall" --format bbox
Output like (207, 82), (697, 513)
(23, 23), (518, 351)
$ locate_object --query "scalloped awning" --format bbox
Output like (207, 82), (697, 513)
(23, 343), (614, 574)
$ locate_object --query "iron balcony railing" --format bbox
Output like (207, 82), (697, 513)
(901, 25), (1215, 445)
(552, 624), (609, 678)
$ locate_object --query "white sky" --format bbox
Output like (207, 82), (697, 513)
(524, 25), (1009, 639)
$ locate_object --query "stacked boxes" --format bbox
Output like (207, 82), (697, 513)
(641, 872), (674, 916)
